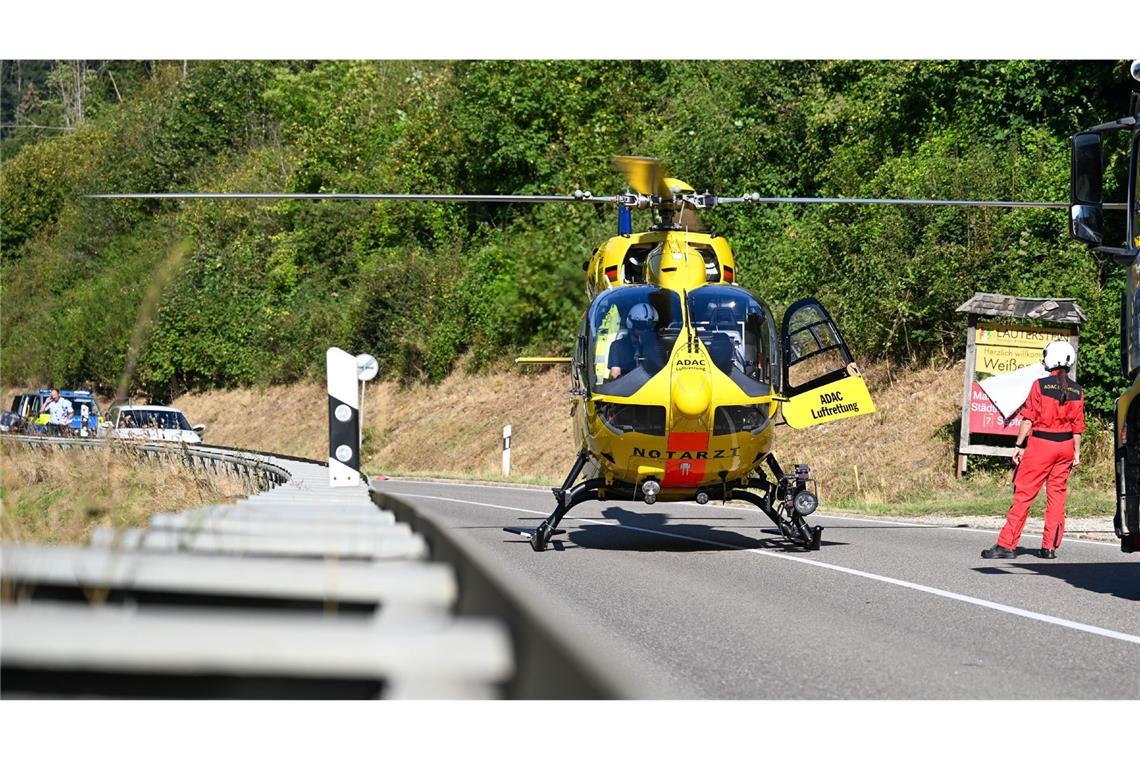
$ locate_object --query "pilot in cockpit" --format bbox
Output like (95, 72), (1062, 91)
(609, 303), (663, 379)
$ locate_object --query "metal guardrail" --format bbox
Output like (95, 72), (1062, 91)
(0, 433), (292, 491)
(371, 489), (647, 699)
(2, 434), (633, 698)
(0, 440), (514, 698)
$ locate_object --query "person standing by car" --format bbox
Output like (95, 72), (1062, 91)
(42, 388), (74, 437)
(982, 341), (1085, 560)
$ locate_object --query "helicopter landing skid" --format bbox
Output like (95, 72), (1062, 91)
(504, 526), (566, 539)
(526, 477), (607, 552)
(731, 488), (822, 550)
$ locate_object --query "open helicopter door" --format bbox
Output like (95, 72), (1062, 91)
(780, 298), (875, 429)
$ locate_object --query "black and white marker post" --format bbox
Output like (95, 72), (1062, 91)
(327, 347), (361, 487)
(502, 424), (512, 478)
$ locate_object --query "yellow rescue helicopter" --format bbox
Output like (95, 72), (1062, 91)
(506, 158), (877, 551)
(95, 156), (1062, 552)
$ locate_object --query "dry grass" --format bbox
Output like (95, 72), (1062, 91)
(174, 366), (578, 481)
(174, 380), (330, 461)
(170, 360), (1115, 516)
(781, 360), (977, 504)
(778, 359), (1114, 515)
(0, 441), (248, 544)
(367, 367), (576, 481)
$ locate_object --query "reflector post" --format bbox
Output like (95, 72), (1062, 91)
(327, 347), (361, 487)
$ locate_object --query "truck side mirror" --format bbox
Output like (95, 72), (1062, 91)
(1070, 131), (1104, 245)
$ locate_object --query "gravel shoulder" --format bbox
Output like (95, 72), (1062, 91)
(885, 513), (1119, 543)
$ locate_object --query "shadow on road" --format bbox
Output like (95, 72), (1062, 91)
(1013, 562), (1140, 602)
(550, 506), (845, 553)
(971, 561), (1140, 602)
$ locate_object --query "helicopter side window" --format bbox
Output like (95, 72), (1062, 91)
(785, 304), (849, 390)
(687, 286), (775, 396)
(691, 244), (720, 283)
(621, 243), (658, 284)
(574, 317), (590, 394)
(590, 286), (682, 398)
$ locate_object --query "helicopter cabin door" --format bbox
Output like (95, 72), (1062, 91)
(780, 298), (875, 429)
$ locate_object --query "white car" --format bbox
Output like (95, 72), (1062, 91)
(104, 405), (206, 444)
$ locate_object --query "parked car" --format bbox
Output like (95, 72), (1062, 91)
(104, 405), (206, 444)
(1, 393), (41, 433)
(31, 389), (102, 436)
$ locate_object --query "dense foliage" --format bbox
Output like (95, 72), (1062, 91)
(1, 60), (1135, 411)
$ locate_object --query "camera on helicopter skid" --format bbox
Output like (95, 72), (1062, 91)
(778, 464), (819, 517)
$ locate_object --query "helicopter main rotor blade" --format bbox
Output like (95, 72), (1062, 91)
(85, 192), (1129, 212)
(610, 156), (670, 198)
(85, 192), (618, 204)
(718, 195), (1129, 211)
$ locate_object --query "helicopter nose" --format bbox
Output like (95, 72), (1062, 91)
(672, 370), (711, 417)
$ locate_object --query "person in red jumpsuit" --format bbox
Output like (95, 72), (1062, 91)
(982, 340), (1084, 560)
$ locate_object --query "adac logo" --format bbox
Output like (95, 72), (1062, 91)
(674, 357), (707, 371)
(811, 388), (862, 420)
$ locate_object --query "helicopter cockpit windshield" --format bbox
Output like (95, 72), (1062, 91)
(590, 286), (683, 396)
(687, 285), (776, 396)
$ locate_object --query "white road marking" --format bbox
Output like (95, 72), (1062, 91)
(383, 477), (1117, 547)
(388, 491), (1140, 647)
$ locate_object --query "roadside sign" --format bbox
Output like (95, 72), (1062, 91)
(955, 294), (1084, 477)
(968, 323), (1070, 436)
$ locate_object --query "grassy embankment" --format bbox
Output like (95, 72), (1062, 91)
(172, 360), (1116, 520)
(0, 361), (1112, 541)
(0, 441), (247, 544)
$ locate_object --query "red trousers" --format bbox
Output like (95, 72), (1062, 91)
(997, 437), (1074, 550)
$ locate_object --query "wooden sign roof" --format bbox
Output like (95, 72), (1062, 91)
(955, 292), (1087, 324)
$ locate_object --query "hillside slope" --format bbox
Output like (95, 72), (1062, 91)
(173, 361), (1115, 512)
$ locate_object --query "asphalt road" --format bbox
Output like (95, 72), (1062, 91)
(372, 478), (1140, 699)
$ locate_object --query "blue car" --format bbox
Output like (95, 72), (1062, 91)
(31, 389), (103, 436)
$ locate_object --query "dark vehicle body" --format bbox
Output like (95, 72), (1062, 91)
(1069, 78), (1140, 552)
(1, 393), (41, 433)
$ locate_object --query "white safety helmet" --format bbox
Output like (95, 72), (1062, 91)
(626, 302), (658, 330)
(1042, 339), (1076, 371)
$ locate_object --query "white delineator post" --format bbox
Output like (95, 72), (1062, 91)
(355, 353), (378, 468)
(327, 347), (361, 487)
(502, 424), (512, 478)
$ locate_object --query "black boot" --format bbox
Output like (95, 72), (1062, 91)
(981, 544), (1016, 559)
(1039, 548), (1057, 559)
